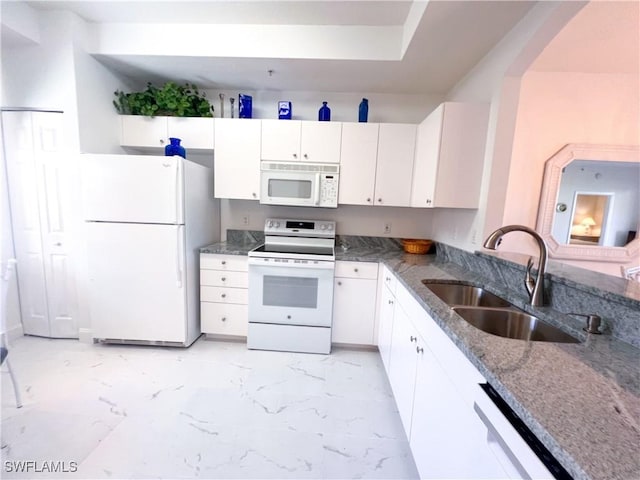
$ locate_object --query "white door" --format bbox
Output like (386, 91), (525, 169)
(214, 118), (261, 200)
(377, 284), (395, 371)
(374, 123), (417, 207)
(338, 122), (378, 205)
(261, 120), (301, 161)
(300, 121), (342, 163)
(331, 277), (377, 344)
(81, 154), (183, 224)
(411, 106), (442, 207)
(248, 260), (334, 327)
(2, 111), (79, 338)
(387, 302), (418, 436)
(86, 222), (186, 343)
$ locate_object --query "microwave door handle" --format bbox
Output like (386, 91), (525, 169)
(314, 174), (321, 206)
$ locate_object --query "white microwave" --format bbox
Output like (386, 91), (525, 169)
(260, 161), (340, 208)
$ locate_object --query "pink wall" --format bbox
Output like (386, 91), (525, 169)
(500, 71), (639, 275)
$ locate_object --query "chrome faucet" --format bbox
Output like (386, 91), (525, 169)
(483, 225), (548, 307)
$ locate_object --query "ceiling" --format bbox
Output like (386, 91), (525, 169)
(531, 0), (639, 74)
(10, 0), (539, 95)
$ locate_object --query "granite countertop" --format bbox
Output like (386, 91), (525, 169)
(201, 240), (640, 480)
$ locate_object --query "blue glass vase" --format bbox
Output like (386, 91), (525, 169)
(318, 101), (331, 121)
(359, 98), (369, 122)
(165, 137), (186, 158)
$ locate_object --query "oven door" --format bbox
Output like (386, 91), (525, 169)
(260, 171), (320, 207)
(248, 257), (334, 327)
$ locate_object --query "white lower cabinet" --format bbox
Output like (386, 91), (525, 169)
(379, 271), (509, 479)
(387, 302), (419, 436)
(331, 261), (378, 345)
(200, 253), (248, 337)
(410, 332), (508, 479)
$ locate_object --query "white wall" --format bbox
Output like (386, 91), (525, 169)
(428, 2), (585, 253)
(220, 200), (433, 240)
(207, 89), (441, 124)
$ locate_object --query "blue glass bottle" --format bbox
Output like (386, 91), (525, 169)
(165, 137), (186, 159)
(358, 98), (369, 122)
(318, 101), (331, 121)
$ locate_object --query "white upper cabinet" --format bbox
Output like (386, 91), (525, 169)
(260, 119), (342, 163)
(261, 119), (300, 161)
(213, 118), (261, 200)
(374, 123), (417, 207)
(120, 115), (214, 150)
(338, 122), (379, 205)
(411, 102), (489, 208)
(300, 121), (342, 163)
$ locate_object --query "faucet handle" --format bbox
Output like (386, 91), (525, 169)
(524, 257), (535, 296)
(569, 313), (602, 334)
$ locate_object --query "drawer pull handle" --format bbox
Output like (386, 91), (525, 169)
(410, 336), (417, 342)
(354, 268), (358, 273)
(221, 277), (226, 281)
(221, 317), (227, 322)
(337, 281), (342, 286)
(221, 261), (226, 265)
(416, 346), (424, 354)
(221, 293), (226, 298)
(388, 299), (393, 305)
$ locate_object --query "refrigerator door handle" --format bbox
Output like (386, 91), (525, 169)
(176, 226), (183, 288)
(175, 158), (183, 224)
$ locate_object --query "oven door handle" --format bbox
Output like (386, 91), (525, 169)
(314, 174), (321, 206)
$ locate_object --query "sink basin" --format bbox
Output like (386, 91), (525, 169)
(422, 281), (512, 308)
(452, 307), (580, 344)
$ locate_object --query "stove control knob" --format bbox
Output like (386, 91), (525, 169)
(328, 224), (334, 231)
(320, 224), (326, 230)
(267, 221), (273, 228)
(274, 221), (280, 228)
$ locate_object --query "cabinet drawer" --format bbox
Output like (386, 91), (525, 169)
(200, 254), (248, 272)
(200, 270), (248, 288)
(335, 261), (378, 280)
(200, 286), (248, 304)
(380, 264), (397, 294)
(201, 302), (248, 336)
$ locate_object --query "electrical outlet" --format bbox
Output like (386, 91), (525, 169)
(384, 223), (392, 234)
(242, 215), (250, 226)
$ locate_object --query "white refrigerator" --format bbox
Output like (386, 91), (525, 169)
(82, 154), (219, 346)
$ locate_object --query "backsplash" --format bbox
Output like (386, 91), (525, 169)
(437, 243), (640, 348)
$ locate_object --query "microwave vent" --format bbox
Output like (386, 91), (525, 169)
(262, 162), (339, 174)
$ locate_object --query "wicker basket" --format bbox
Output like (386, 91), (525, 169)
(401, 239), (433, 254)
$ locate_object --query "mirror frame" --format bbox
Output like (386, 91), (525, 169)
(536, 143), (640, 262)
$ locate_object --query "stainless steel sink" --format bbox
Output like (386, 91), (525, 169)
(452, 307), (580, 344)
(421, 281), (513, 308)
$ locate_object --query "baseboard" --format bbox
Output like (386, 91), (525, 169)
(78, 328), (93, 344)
(5, 323), (24, 342)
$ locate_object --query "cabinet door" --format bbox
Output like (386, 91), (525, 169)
(377, 284), (395, 372)
(338, 122), (378, 205)
(387, 303), (418, 437)
(410, 342), (508, 479)
(332, 277), (377, 345)
(214, 119), (261, 200)
(120, 115), (168, 148)
(374, 123), (417, 207)
(300, 121), (342, 163)
(410, 105), (442, 207)
(168, 117), (214, 149)
(201, 303), (248, 336)
(261, 119), (301, 161)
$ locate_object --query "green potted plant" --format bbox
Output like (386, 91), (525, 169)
(113, 82), (214, 117)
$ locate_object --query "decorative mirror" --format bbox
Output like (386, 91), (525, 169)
(537, 144), (640, 262)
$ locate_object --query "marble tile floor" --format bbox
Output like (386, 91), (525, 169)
(1, 336), (419, 479)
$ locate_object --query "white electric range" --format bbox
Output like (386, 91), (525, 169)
(247, 218), (336, 354)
